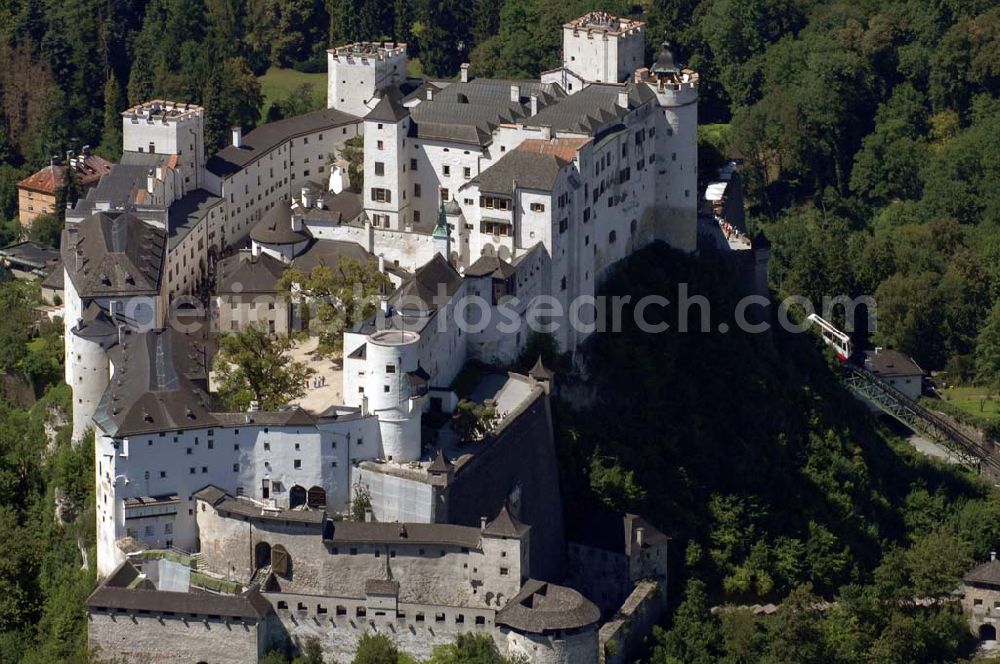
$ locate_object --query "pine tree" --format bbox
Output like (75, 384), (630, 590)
(99, 71), (125, 157)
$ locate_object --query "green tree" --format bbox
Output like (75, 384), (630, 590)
(451, 399), (498, 442)
(427, 633), (510, 664)
(213, 325), (313, 411)
(353, 632), (400, 664)
(977, 302), (1000, 391)
(278, 257), (390, 355)
(651, 579), (722, 664)
(27, 213), (63, 248)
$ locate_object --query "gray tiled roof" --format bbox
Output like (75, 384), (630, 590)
(865, 350), (924, 378)
(61, 212), (166, 297)
(366, 91), (409, 123)
(291, 238), (374, 274)
(410, 79), (565, 146)
(483, 505), (529, 538)
(250, 200), (312, 245)
(87, 561), (271, 619)
(365, 578), (400, 595)
(965, 560), (1000, 587)
(392, 253), (462, 312)
(166, 188), (222, 250)
(323, 521), (483, 549)
(93, 328), (214, 437)
(526, 82), (655, 135)
(0, 241), (61, 271)
(207, 109), (359, 177)
(496, 579), (600, 633)
(475, 148), (569, 195)
(216, 251), (287, 294)
(213, 495), (327, 525)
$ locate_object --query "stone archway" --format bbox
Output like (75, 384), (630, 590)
(289, 485), (307, 508)
(254, 541), (271, 569)
(980, 623), (997, 641)
(307, 486), (327, 508)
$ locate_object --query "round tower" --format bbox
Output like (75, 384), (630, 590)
(650, 42), (699, 253)
(364, 329), (423, 462)
(68, 314), (118, 441)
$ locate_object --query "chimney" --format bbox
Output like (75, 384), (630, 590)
(636, 526), (645, 549)
(426, 87), (434, 101)
(617, 91), (629, 109)
(460, 63), (469, 83)
(290, 212), (303, 232)
(82, 145), (91, 156)
(232, 126), (242, 148)
(252, 242), (261, 258)
(992, 551), (997, 562)
(510, 84), (520, 103)
(301, 186), (313, 209)
(480, 516), (488, 531)
(146, 168), (155, 194)
(530, 94), (538, 116)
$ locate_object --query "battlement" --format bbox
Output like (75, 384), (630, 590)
(328, 41), (407, 63)
(564, 11), (643, 36)
(122, 100), (203, 124)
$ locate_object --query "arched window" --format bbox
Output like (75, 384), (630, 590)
(272, 544), (291, 577)
(254, 541), (271, 569)
(307, 486), (327, 508)
(289, 485), (307, 508)
(609, 230), (617, 243)
(980, 623), (997, 641)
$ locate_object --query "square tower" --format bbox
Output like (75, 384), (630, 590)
(327, 42), (408, 117)
(121, 100), (205, 190)
(562, 12), (645, 84)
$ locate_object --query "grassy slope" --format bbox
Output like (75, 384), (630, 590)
(258, 67), (327, 112)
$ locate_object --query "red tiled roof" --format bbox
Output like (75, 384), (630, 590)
(17, 155), (114, 194)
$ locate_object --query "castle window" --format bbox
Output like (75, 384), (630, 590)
(414, 184), (421, 198)
(317, 605), (328, 614)
(500, 567), (509, 575)
(415, 612), (424, 622)
(609, 230), (617, 243)
(530, 203), (545, 212)
(376, 140), (384, 150)
(371, 188), (391, 203)
(160, 471), (166, 478)
(356, 607), (367, 617)
(277, 601), (288, 610)
(375, 162), (385, 176)
(475, 616), (486, 625)
(410, 158), (418, 171)
(443, 165), (451, 176)
(336, 605), (347, 616)
(386, 364), (396, 373)
(435, 612), (446, 623)
(233, 464), (240, 472)
(455, 614), (465, 624)
(463, 167), (471, 178)
(294, 460), (301, 469)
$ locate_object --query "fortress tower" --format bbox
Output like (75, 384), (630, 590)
(327, 42), (407, 117)
(121, 100), (205, 192)
(649, 43), (699, 253)
(561, 12), (645, 84)
(363, 328), (426, 462)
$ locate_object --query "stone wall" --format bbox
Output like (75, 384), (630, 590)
(505, 626), (599, 664)
(962, 582), (1000, 637)
(88, 611), (264, 664)
(267, 591), (500, 663)
(445, 392), (565, 581)
(598, 581), (663, 664)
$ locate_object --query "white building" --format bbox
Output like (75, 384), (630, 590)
(327, 42), (408, 117)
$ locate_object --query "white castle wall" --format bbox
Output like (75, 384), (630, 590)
(505, 627), (599, 664)
(365, 329), (423, 461)
(651, 79), (699, 253)
(562, 23), (644, 84)
(328, 44), (407, 117)
(94, 414), (381, 577)
(354, 466), (436, 523)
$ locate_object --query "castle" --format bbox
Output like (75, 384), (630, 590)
(71, 12), (693, 664)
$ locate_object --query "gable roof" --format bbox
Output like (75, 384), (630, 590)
(366, 91), (409, 123)
(216, 251), (287, 294)
(391, 253), (462, 311)
(93, 328), (215, 437)
(206, 108), (359, 177)
(61, 212), (166, 297)
(865, 349), (924, 378)
(250, 200), (312, 245)
(966, 559), (1000, 587)
(475, 146), (570, 195)
(526, 82), (655, 135)
(465, 255), (516, 279)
